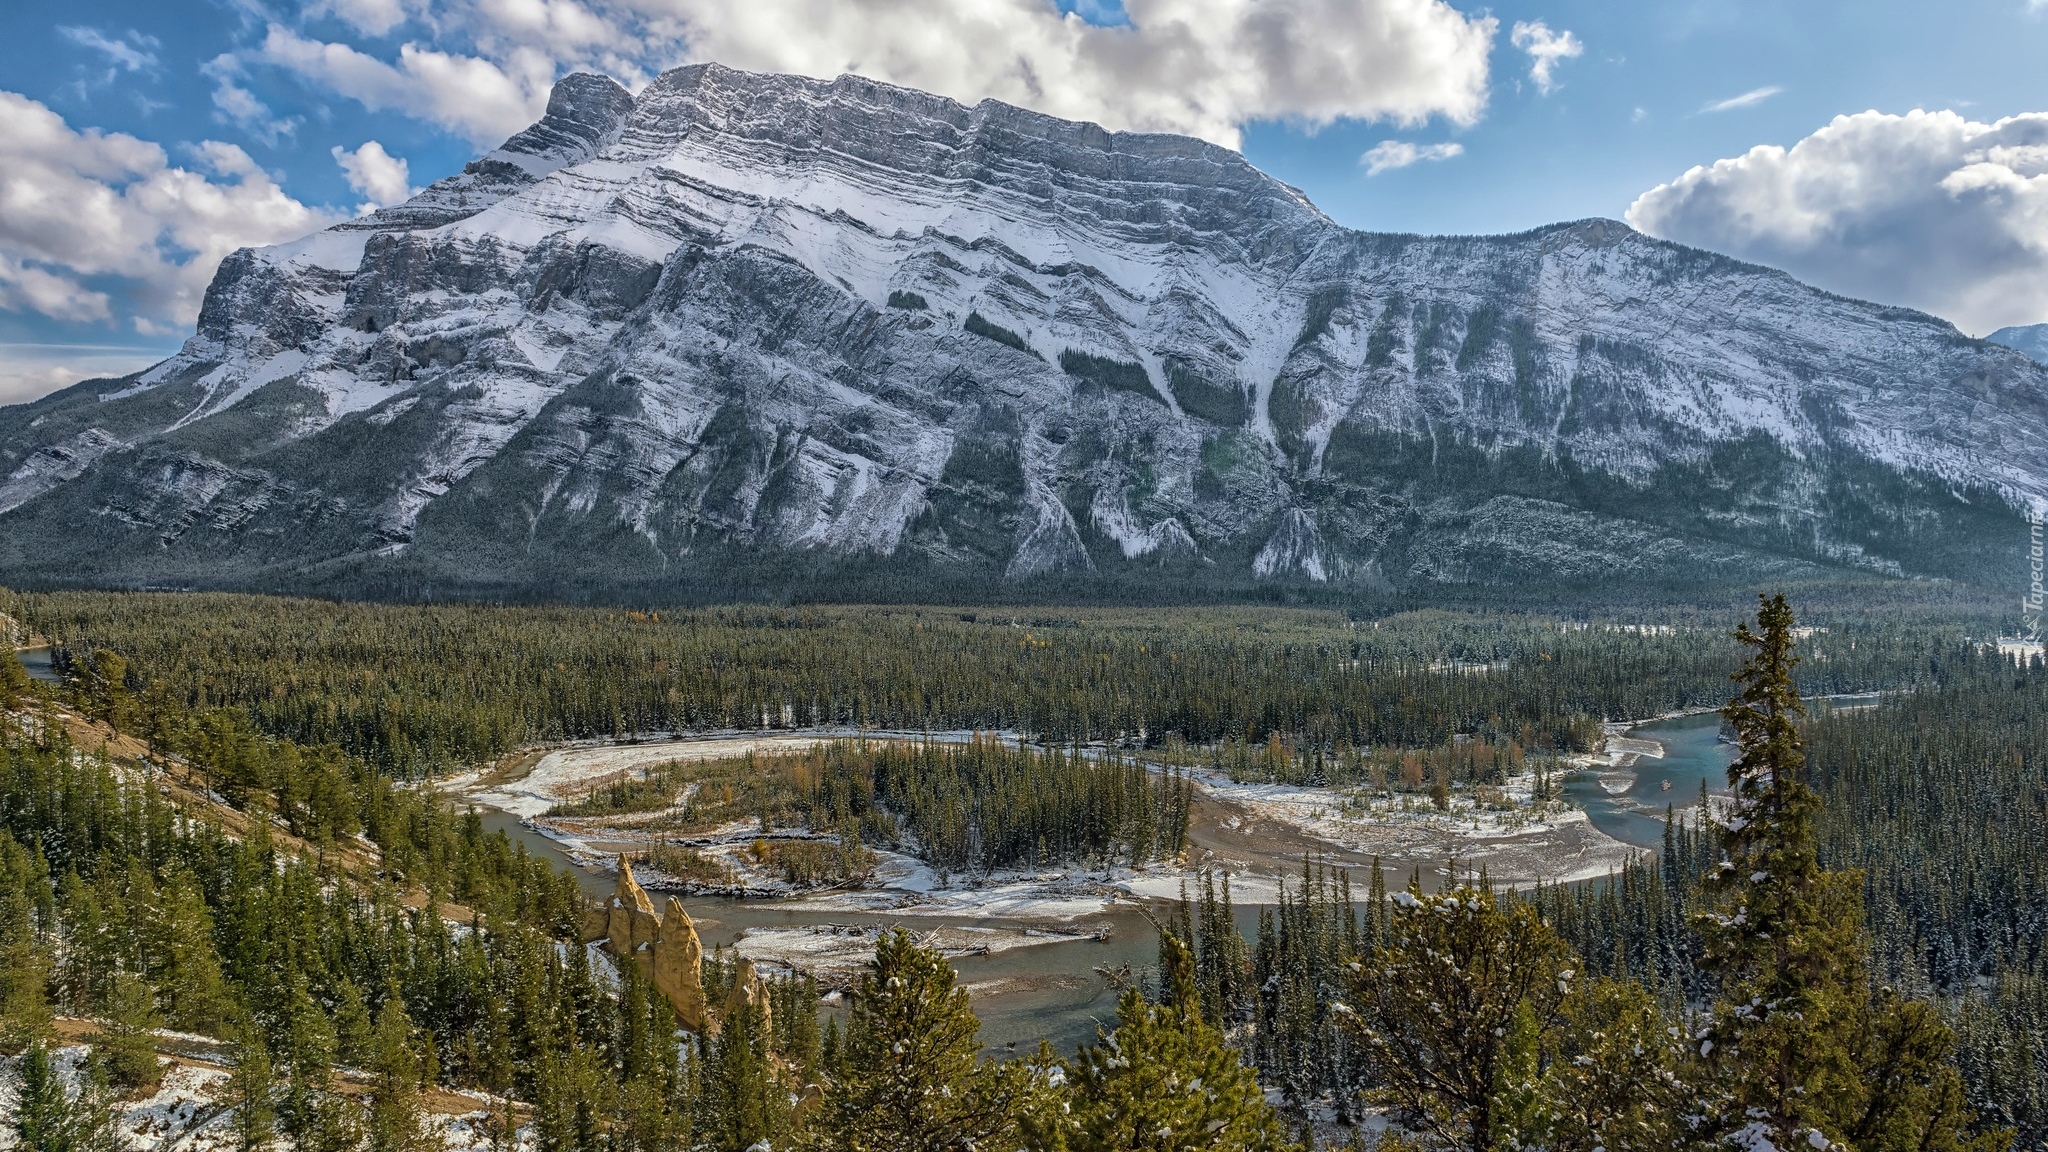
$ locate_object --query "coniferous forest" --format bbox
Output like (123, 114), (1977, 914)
(2, 587), (2045, 1150)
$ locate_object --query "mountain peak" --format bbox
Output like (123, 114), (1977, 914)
(0, 67), (2043, 598)
(1990, 323), (2048, 365)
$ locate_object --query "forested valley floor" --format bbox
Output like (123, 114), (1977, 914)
(1, 588), (2043, 1151)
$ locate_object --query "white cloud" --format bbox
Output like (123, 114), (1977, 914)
(1701, 86), (1782, 114)
(312, 0), (416, 37)
(649, 0), (1498, 147)
(1508, 20), (1579, 95)
(0, 90), (338, 334)
(259, 23), (558, 145)
(203, 54), (300, 143)
(1627, 108), (2048, 333)
(332, 140), (417, 211)
(264, 0), (1498, 151)
(1361, 139), (1464, 175)
(58, 27), (160, 74)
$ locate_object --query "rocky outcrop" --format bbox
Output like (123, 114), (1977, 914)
(719, 957), (773, 1039)
(2, 65), (2044, 595)
(652, 895), (706, 1031)
(600, 856), (707, 1031)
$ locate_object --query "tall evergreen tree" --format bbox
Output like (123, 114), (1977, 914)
(1346, 885), (1576, 1152)
(91, 970), (160, 1092)
(0, 932), (53, 1053)
(11, 1044), (127, 1152)
(697, 1000), (785, 1152)
(225, 1027), (277, 1152)
(364, 997), (436, 1152)
(1698, 595), (2001, 1152)
(822, 929), (1026, 1152)
(1049, 932), (1291, 1152)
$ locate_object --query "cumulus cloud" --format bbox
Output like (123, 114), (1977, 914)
(1627, 108), (2048, 333)
(1362, 139), (1464, 175)
(332, 140), (417, 211)
(1508, 20), (1579, 95)
(644, 0), (1498, 147)
(0, 90), (338, 333)
(262, 0), (1499, 150)
(1701, 86), (1781, 113)
(259, 23), (558, 145)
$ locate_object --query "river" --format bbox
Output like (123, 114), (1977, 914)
(474, 809), (1192, 1053)
(471, 701), (1874, 1050)
(17, 646), (62, 685)
(1566, 711), (1733, 848)
(1565, 693), (1882, 850)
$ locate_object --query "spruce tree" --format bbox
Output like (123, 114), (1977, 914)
(0, 934), (53, 1053)
(364, 998), (435, 1152)
(92, 970), (160, 1092)
(0, 648), (32, 700)
(331, 980), (374, 1070)
(12, 1043), (74, 1152)
(822, 928), (1025, 1152)
(1699, 595), (2002, 1152)
(1345, 885), (1574, 1152)
(271, 975), (338, 1150)
(12, 1044), (128, 1152)
(1050, 932), (1291, 1152)
(698, 999), (786, 1152)
(225, 1027), (277, 1152)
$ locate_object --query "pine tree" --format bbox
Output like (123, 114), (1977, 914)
(0, 934), (53, 1053)
(271, 976), (338, 1150)
(92, 970), (160, 1092)
(1698, 596), (2004, 1152)
(332, 980), (374, 1070)
(12, 1043), (74, 1152)
(144, 867), (230, 1035)
(225, 1027), (277, 1152)
(1495, 976), (1688, 1152)
(1051, 932), (1291, 1152)
(0, 648), (32, 700)
(1345, 885), (1575, 1152)
(697, 999), (785, 1152)
(364, 997), (436, 1152)
(822, 928), (1026, 1152)
(12, 1044), (128, 1152)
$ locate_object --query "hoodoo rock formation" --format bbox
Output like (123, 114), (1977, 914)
(598, 855), (708, 1031)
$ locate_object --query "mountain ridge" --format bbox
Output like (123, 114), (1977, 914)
(2, 62), (2044, 600)
(1991, 324), (2048, 367)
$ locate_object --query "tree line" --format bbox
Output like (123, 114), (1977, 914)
(18, 591), (1986, 776)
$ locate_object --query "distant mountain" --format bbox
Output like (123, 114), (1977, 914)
(2, 64), (2045, 601)
(1989, 324), (2048, 366)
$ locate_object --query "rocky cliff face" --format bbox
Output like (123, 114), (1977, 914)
(3, 63), (2045, 598)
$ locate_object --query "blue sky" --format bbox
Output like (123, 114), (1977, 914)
(2, 0), (2046, 402)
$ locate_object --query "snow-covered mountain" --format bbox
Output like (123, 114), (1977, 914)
(3, 64), (2045, 598)
(1990, 324), (2048, 367)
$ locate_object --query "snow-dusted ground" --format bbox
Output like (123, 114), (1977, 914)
(733, 921), (1102, 981)
(0, 1043), (526, 1152)
(460, 725), (1646, 953)
(470, 733), (836, 817)
(457, 727), (1020, 817)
